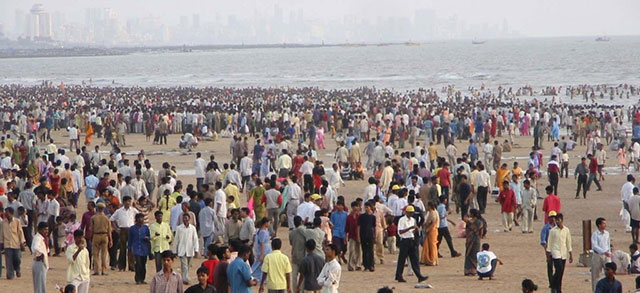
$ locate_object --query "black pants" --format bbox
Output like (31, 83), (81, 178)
(551, 258), (566, 292)
(442, 186), (450, 210)
(109, 230), (119, 268)
(547, 257), (554, 288)
(477, 186), (488, 213)
(134, 255), (147, 283)
(549, 172), (559, 195)
(361, 237), (374, 270)
(395, 238), (425, 281)
(478, 259), (498, 278)
(154, 252), (163, 272)
(460, 201), (469, 220)
(576, 174), (587, 198)
(303, 174), (313, 192)
(560, 162), (569, 178)
(437, 227), (457, 255)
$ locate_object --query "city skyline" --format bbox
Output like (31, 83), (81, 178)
(0, 0), (638, 46)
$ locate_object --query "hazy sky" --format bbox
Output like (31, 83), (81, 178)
(2, 0), (639, 37)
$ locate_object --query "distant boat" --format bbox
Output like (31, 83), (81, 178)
(472, 39), (485, 45)
(404, 42), (421, 46)
(595, 36), (610, 42)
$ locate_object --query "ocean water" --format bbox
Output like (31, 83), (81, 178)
(1, 36), (639, 90)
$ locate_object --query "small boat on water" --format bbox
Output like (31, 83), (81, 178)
(472, 39), (485, 45)
(595, 36), (610, 42)
(405, 42), (421, 46)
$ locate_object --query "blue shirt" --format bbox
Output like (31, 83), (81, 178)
(540, 223), (554, 246)
(227, 257), (252, 293)
(634, 125), (640, 139)
(468, 144), (478, 157)
(128, 224), (150, 256)
(330, 210), (348, 239)
(84, 175), (99, 199)
(437, 204), (448, 228)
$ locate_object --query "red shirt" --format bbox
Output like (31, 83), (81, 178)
(589, 158), (598, 173)
(497, 189), (517, 213)
(202, 259), (220, 285)
(437, 168), (451, 187)
(80, 210), (95, 240)
(542, 194), (562, 223)
(345, 212), (360, 241)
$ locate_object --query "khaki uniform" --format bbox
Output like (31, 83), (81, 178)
(91, 213), (112, 273)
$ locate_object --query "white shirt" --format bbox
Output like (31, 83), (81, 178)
(591, 229), (610, 255)
(389, 196), (408, 217)
(363, 184), (377, 202)
(317, 258), (341, 293)
(168, 204), (183, 230)
(397, 215), (417, 239)
(69, 127), (78, 140)
(0, 156), (12, 169)
(476, 251), (497, 274)
(174, 224), (199, 257)
(194, 158), (206, 178)
(109, 206), (139, 228)
(198, 206), (216, 238)
(300, 161), (314, 175)
(214, 189), (227, 217)
(239, 157), (253, 177)
(288, 183), (302, 201)
(32, 233), (49, 268)
(130, 178), (149, 199)
(47, 199), (60, 217)
(475, 170), (491, 187)
(622, 182), (634, 202)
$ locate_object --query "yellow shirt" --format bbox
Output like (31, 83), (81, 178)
(149, 221), (172, 253)
(428, 145), (438, 160)
(224, 184), (241, 207)
(158, 196), (177, 223)
(65, 243), (90, 283)
(546, 226), (572, 259)
(262, 250), (292, 290)
(512, 167), (523, 181)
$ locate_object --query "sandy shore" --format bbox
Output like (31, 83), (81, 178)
(2, 130), (635, 293)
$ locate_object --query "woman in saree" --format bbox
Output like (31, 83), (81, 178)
(251, 218), (272, 282)
(316, 126), (325, 149)
(464, 208), (485, 276)
(421, 202), (440, 266)
(250, 178), (266, 222)
(27, 158), (40, 184)
(84, 122), (94, 145)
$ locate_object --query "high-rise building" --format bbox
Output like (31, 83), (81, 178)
(29, 4), (52, 40)
(192, 14), (200, 29)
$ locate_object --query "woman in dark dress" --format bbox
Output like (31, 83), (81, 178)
(464, 208), (485, 276)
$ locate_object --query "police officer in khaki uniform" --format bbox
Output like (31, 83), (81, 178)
(91, 202), (112, 275)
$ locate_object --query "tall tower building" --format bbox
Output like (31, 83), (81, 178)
(29, 4), (52, 40)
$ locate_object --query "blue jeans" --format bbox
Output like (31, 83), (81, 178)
(203, 235), (213, 251)
(5, 248), (21, 279)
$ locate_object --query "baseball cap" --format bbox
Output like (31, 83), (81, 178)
(405, 205), (415, 213)
(548, 211), (557, 217)
(311, 194), (322, 200)
(392, 185), (401, 190)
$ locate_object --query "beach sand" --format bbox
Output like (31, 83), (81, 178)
(3, 130), (634, 292)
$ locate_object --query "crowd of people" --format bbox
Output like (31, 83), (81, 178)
(1, 82), (640, 292)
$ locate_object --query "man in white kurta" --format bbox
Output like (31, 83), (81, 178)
(174, 213), (199, 284)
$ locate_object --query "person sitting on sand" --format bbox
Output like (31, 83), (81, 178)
(476, 243), (503, 280)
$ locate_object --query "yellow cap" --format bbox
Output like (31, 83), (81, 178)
(96, 202), (106, 209)
(392, 185), (401, 190)
(548, 211), (557, 217)
(311, 194), (322, 200)
(405, 205), (415, 213)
